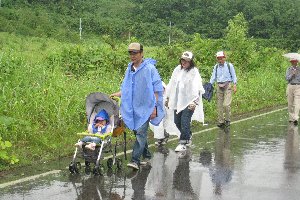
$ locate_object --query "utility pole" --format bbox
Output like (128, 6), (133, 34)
(168, 21), (171, 45)
(79, 18), (82, 40)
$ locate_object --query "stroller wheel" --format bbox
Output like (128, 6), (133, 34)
(116, 158), (122, 170)
(69, 162), (81, 174)
(85, 165), (91, 175)
(107, 158), (113, 169)
(85, 161), (91, 167)
(74, 162), (81, 174)
(69, 162), (76, 174)
(93, 164), (104, 176)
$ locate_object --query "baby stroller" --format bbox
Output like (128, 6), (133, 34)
(69, 92), (127, 175)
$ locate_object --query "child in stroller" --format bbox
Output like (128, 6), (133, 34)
(75, 109), (112, 150)
(69, 92), (126, 175)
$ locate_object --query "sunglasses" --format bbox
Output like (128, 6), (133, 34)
(128, 51), (140, 55)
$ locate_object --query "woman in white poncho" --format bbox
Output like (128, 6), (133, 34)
(165, 51), (205, 152)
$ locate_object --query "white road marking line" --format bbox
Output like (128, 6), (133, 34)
(0, 170), (61, 189)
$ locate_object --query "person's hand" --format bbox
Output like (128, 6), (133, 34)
(110, 91), (121, 98)
(110, 93), (116, 98)
(188, 104), (196, 111)
(165, 98), (169, 109)
(233, 84), (237, 94)
(150, 107), (157, 119)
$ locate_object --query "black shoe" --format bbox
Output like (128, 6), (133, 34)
(224, 127), (230, 133)
(225, 120), (230, 127)
(217, 123), (225, 128)
(294, 121), (298, 126)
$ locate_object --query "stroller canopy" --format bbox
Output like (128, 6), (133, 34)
(86, 92), (120, 127)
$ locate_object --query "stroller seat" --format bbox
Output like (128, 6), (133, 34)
(69, 92), (127, 175)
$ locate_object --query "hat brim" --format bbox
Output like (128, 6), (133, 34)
(181, 57), (191, 61)
(128, 49), (140, 53)
(96, 117), (105, 121)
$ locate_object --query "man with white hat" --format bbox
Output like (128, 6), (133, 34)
(209, 51), (237, 127)
(286, 58), (300, 126)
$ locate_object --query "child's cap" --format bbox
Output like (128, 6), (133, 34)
(94, 109), (110, 123)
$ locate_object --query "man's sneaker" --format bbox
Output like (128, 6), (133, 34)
(175, 144), (187, 152)
(74, 141), (83, 148)
(164, 132), (170, 142)
(85, 143), (96, 151)
(127, 162), (139, 170)
(186, 139), (192, 147)
(140, 158), (151, 166)
(186, 134), (192, 147)
(155, 139), (164, 146)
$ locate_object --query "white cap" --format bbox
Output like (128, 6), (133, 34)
(216, 51), (226, 58)
(181, 51), (193, 61)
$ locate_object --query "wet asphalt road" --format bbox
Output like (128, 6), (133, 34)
(1, 109), (300, 200)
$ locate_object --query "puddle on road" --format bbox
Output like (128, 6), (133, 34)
(1, 110), (300, 200)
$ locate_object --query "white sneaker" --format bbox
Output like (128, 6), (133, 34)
(127, 162), (139, 170)
(186, 140), (192, 147)
(75, 141), (83, 148)
(85, 143), (96, 151)
(155, 139), (165, 146)
(175, 144), (187, 152)
(140, 158), (151, 166)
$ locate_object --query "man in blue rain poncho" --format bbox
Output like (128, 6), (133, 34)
(111, 42), (164, 169)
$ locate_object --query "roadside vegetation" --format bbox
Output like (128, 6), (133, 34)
(0, 5), (294, 171)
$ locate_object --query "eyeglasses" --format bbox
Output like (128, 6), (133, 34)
(128, 51), (140, 55)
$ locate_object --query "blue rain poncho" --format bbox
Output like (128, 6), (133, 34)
(120, 58), (164, 130)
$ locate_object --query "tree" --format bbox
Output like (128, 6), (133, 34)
(225, 13), (256, 71)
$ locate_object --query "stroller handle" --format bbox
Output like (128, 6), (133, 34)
(110, 96), (121, 106)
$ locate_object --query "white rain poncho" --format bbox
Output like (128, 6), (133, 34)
(166, 65), (205, 123)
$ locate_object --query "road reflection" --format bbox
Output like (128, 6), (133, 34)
(131, 165), (151, 199)
(210, 127), (233, 195)
(284, 123), (300, 173)
(3, 110), (300, 200)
